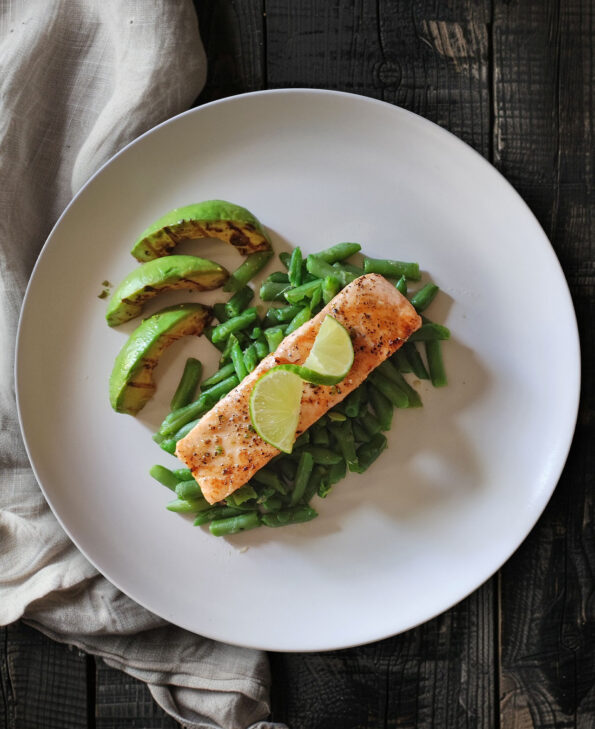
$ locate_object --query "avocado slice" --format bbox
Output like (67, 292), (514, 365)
(109, 303), (212, 415)
(131, 200), (271, 262)
(106, 255), (228, 327)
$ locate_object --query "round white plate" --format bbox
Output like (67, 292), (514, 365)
(16, 90), (580, 651)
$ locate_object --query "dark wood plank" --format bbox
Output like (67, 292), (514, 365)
(266, 2), (495, 725)
(0, 622), (89, 729)
(193, 0), (265, 103)
(95, 661), (180, 729)
(493, 0), (595, 726)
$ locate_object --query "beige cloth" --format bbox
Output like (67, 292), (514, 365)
(0, 2), (283, 727)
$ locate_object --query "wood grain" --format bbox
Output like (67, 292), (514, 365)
(493, 0), (595, 727)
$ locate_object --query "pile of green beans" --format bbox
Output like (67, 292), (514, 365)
(150, 241), (450, 536)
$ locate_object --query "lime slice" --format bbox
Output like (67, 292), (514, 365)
(249, 368), (303, 453)
(304, 315), (354, 379)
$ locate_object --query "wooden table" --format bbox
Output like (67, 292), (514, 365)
(2, 1), (593, 727)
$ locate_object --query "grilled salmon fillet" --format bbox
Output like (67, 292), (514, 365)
(175, 273), (421, 504)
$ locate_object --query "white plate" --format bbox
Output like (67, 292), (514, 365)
(16, 90), (580, 651)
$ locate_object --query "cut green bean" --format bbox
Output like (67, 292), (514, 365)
(228, 484), (258, 506)
(315, 241), (361, 263)
(266, 271), (290, 283)
(352, 421), (371, 443)
(408, 321), (451, 342)
(294, 430), (310, 449)
(213, 303), (229, 323)
(288, 247), (303, 287)
(279, 251), (291, 269)
(173, 418), (200, 441)
(260, 281), (292, 301)
(368, 371), (409, 409)
(343, 386), (364, 417)
(285, 305), (312, 334)
(306, 255), (355, 286)
(149, 464), (179, 491)
(352, 433), (388, 473)
(261, 506), (318, 528)
(172, 468), (194, 481)
(425, 340), (447, 387)
(311, 423), (330, 446)
(326, 458), (346, 487)
(175, 479), (203, 501)
(210, 511), (261, 536)
(303, 465), (326, 502)
(409, 283), (439, 313)
(376, 360), (422, 408)
(254, 338), (269, 360)
(308, 447), (343, 465)
(284, 279), (322, 304)
(395, 275), (408, 295)
(167, 496), (210, 513)
(363, 257), (420, 281)
(252, 469), (287, 494)
(359, 410), (382, 437)
(243, 343), (258, 373)
(264, 325), (285, 352)
(368, 383), (394, 431)
(403, 342), (430, 379)
(230, 335), (248, 381)
(204, 326), (226, 352)
(330, 420), (359, 472)
(223, 250), (273, 293)
(310, 284), (322, 310)
(201, 374), (239, 401)
(211, 308), (259, 343)
(392, 348), (412, 373)
(193, 506), (244, 526)
(225, 285), (254, 319)
(291, 451), (314, 506)
(332, 261), (364, 277)
(170, 357), (202, 411)
(159, 438), (177, 454)
(249, 325), (262, 339)
(265, 304), (302, 324)
(327, 410), (347, 422)
(322, 275), (341, 304)
(201, 362), (235, 390)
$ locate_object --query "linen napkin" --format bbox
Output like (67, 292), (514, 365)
(0, 2), (283, 727)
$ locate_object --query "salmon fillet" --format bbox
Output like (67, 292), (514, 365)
(175, 273), (422, 504)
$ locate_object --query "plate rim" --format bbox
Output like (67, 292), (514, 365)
(15, 88), (582, 651)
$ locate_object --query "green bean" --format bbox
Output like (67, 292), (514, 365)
(230, 335), (248, 381)
(201, 362), (235, 390)
(306, 255), (356, 286)
(175, 479), (203, 501)
(409, 283), (439, 313)
(343, 386), (364, 417)
(363, 257), (420, 280)
(310, 284), (323, 310)
(352, 433), (388, 473)
(243, 344), (258, 373)
(159, 438), (177, 454)
(193, 506), (244, 526)
(395, 275), (408, 295)
(308, 447), (343, 465)
(327, 410), (347, 422)
(252, 469), (287, 494)
(264, 325), (285, 352)
(425, 340), (447, 387)
(266, 271), (290, 283)
(294, 430), (310, 449)
(392, 348), (412, 373)
(172, 468), (194, 481)
(225, 285), (254, 318)
(288, 247), (303, 287)
(265, 304), (302, 324)
(167, 496), (210, 513)
(260, 281), (292, 301)
(322, 275), (341, 304)
(254, 338), (269, 360)
(284, 279), (322, 304)
(291, 451), (314, 506)
(326, 458), (346, 487)
(352, 421), (371, 443)
(376, 360), (422, 408)
(211, 308), (259, 343)
(210, 511), (261, 536)
(332, 261), (364, 277)
(202, 374), (239, 401)
(359, 410), (382, 437)
(315, 241), (361, 263)
(170, 357), (202, 412)
(213, 303), (229, 323)
(218, 333), (235, 364)
(368, 383), (394, 431)
(277, 458), (298, 483)
(172, 418), (199, 443)
(285, 305), (312, 334)
(329, 420), (358, 472)
(300, 465), (324, 502)
(227, 484), (258, 507)
(403, 342), (430, 379)
(408, 321), (450, 342)
(249, 326), (262, 339)
(261, 506), (318, 528)
(204, 326), (226, 352)
(223, 250), (273, 293)
(279, 251), (292, 269)
(149, 464), (179, 490)
(368, 371), (409, 409)
(262, 495), (283, 512)
(311, 423), (330, 446)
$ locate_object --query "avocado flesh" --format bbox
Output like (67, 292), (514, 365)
(106, 255), (228, 327)
(131, 200), (271, 262)
(109, 304), (212, 415)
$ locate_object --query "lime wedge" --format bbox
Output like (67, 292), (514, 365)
(304, 315), (354, 379)
(249, 368), (303, 453)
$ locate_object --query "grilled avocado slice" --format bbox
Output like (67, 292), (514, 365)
(109, 304), (212, 415)
(131, 200), (271, 262)
(106, 255), (227, 327)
